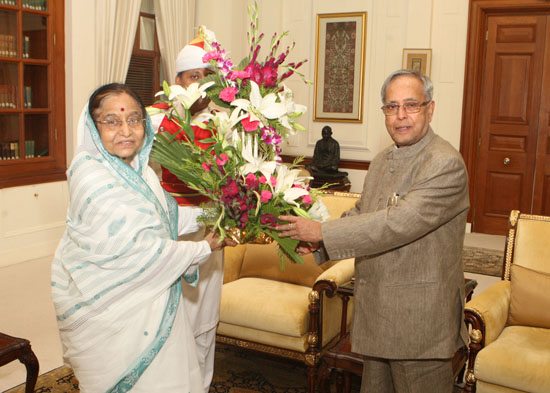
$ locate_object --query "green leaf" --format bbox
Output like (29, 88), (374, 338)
(291, 206), (311, 219)
(266, 230), (304, 268)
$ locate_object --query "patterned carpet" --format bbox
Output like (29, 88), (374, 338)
(4, 344), (314, 393)
(2, 343), (468, 393)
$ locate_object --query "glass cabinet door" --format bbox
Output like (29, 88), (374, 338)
(0, 0), (65, 188)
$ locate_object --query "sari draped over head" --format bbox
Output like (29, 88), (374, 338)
(51, 104), (209, 392)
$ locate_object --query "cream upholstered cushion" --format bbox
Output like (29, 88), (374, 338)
(239, 243), (322, 287)
(218, 273), (349, 351)
(220, 277), (311, 337)
(474, 326), (550, 393)
(508, 264), (550, 328)
(513, 219), (550, 274)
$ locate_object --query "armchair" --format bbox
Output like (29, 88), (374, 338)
(217, 192), (360, 393)
(464, 210), (550, 393)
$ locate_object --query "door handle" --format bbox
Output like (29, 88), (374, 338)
(503, 157), (511, 165)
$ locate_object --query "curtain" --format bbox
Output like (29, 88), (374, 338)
(96, 0), (141, 84)
(154, 0), (196, 83)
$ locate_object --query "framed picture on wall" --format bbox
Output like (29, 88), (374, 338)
(314, 12), (367, 123)
(402, 49), (432, 77)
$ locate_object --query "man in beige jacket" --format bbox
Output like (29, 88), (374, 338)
(278, 69), (469, 393)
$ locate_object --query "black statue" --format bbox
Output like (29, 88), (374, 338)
(306, 126), (350, 191)
(307, 126), (343, 176)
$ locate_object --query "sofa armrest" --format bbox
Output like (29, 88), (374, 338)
(463, 280), (511, 392)
(315, 258), (354, 286)
(223, 244), (247, 284)
(465, 280), (511, 346)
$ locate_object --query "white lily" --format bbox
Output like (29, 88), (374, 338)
(162, 82), (215, 110)
(231, 81), (286, 125)
(213, 108), (248, 137)
(307, 199), (331, 222)
(239, 133), (277, 180)
(274, 164), (310, 206)
(278, 85), (307, 135)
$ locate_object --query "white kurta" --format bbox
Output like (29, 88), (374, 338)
(149, 106), (224, 392)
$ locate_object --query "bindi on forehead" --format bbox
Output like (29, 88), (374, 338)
(120, 107), (125, 112)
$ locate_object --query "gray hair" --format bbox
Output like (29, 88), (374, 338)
(380, 69), (433, 103)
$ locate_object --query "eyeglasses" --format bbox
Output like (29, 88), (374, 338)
(381, 101), (430, 116)
(95, 117), (145, 130)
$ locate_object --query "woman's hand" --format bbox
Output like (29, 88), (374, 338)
(296, 241), (321, 255)
(205, 231), (237, 251)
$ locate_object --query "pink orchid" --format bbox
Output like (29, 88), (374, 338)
(216, 153), (229, 166)
(259, 175), (267, 184)
(203, 51), (222, 62)
(260, 190), (272, 203)
(228, 69), (251, 80)
(219, 87), (238, 102)
(202, 162), (211, 172)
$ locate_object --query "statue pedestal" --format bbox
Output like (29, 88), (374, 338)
(309, 172), (351, 192)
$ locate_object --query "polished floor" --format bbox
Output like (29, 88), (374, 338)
(0, 232), (505, 392)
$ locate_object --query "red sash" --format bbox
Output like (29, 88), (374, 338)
(153, 103), (214, 206)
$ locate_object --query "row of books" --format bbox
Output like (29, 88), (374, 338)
(22, 0), (46, 10)
(0, 35), (31, 58)
(0, 85), (33, 108)
(0, 140), (36, 159)
(0, 85), (17, 108)
(0, 34), (17, 57)
(1, 141), (19, 159)
(0, 0), (47, 10)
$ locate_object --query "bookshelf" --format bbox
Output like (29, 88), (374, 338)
(0, 0), (65, 188)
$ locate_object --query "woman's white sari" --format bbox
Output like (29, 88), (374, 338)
(51, 106), (210, 392)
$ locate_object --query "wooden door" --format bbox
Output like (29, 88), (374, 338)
(460, 0), (550, 235)
(472, 15), (549, 234)
(532, 29), (550, 216)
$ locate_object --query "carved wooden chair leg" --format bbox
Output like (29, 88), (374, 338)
(20, 349), (39, 393)
(307, 364), (318, 393)
(317, 358), (332, 393)
(335, 370), (344, 393)
(0, 333), (40, 393)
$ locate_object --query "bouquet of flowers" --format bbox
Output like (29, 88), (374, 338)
(150, 3), (328, 267)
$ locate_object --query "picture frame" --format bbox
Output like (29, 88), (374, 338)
(402, 48), (432, 77)
(314, 12), (367, 123)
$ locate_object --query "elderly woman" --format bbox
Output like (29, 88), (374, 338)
(51, 83), (223, 392)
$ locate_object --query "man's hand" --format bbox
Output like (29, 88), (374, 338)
(276, 215), (323, 243)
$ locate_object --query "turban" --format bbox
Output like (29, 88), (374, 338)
(175, 26), (216, 74)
